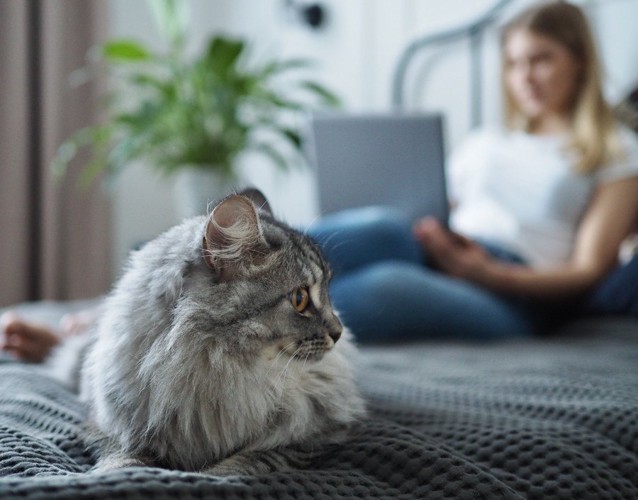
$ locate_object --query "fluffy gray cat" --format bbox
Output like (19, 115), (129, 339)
(57, 189), (365, 475)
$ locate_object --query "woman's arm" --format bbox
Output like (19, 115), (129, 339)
(416, 176), (638, 300)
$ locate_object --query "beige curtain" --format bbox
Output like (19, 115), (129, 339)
(0, 0), (111, 307)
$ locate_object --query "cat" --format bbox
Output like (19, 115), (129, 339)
(59, 188), (365, 475)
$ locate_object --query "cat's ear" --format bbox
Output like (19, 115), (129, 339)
(236, 188), (272, 216)
(203, 194), (268, 279)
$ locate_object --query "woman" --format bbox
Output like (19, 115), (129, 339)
(308, 0), (638, 341)
(2, 1), (638, 356)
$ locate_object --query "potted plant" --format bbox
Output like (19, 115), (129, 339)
(53, 0), (339, 218)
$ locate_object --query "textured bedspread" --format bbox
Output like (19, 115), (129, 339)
(0, 307), (637, 499)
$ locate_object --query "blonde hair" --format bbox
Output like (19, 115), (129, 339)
(501, 1), (622, 174)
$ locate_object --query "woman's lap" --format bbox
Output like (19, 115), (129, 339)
(307, 206), (424, 275)
(307, 207), (535, 342)
(330, 260), (535, 342)
(308, 207), (638, 342)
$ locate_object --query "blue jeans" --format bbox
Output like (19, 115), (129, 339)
(306, 207), (538, 342)
(307, 207), (638, 342)
(584, 254), (638, 316)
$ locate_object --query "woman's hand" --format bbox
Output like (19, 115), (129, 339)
(414, 176), (638, 300)
(413, 217), (498, 285)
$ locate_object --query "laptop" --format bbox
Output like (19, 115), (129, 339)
(306, 112), (449, 224)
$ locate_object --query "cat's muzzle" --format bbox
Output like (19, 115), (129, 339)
(328, 328), (341, 344)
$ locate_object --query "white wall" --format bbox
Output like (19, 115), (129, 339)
(108, 0), (638, 278)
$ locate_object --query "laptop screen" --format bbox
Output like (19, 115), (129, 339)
(306, 112), (449, 224)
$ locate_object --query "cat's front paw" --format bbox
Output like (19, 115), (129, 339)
(201, 447), (312, 476)
(92, 454), (149, 473)
(201, 452), (274, 476)
(201, 462), (244, 477)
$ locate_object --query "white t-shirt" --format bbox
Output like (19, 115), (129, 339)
(448, 126), (638, 269)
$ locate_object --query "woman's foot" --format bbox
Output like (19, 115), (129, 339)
(0, 312), (62, 363)
(60, 310), (97, 336)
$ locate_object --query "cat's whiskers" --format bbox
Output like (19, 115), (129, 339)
(303, 214), (325, 234)
(278, 344), (301, 380)
(323, 237), (356, 254)
(306, 230), (342, 251)
(301, 347), (313, 371)
(275, 343), (304, 391)
(265, 339), (297, 378)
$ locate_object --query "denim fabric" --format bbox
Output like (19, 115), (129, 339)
(584, 253), (638, 316)
(306, 207), (537, 342)
(307, 206), (425, 275)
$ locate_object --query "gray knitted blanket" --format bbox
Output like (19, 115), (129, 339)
(1, 312), (637, 499)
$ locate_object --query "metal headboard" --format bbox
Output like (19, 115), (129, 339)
(391, 0), (514, 128)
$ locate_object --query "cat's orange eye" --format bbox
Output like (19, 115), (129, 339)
(290, 287), (310, 313)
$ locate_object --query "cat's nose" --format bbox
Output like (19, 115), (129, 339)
(326, 313), (342, 344)
(328, 328), (341, 343)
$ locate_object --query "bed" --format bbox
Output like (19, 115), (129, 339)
(1, 300), (637, 499)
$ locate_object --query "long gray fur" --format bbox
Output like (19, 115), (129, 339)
(57, 190), (365, 475)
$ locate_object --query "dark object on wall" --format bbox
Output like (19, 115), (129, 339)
(285, 1), (327, 30)
(302, 4), (324, 28)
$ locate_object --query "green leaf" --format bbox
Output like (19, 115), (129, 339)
(271, 127), (302, 150)
(51, 126), (105, 179)
(78, 156), (109, 189)
(102, 40), (152, 62)
(51, 140), (80, 179)
(298, 80), (342, 107)
(147, 0), (189, 52)
(205, 36), (245, 78)
(106, 136), (142, 173)
(251, 143), (290, 172)
(250, 90), (307, 111)
(56, 18), (342, 188)
(260, 58), (313, 77)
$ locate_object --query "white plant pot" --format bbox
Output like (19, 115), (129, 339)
(173, 167), (237, 220)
